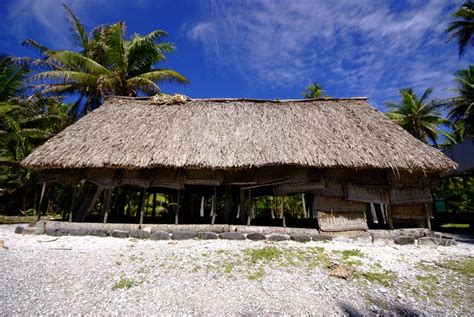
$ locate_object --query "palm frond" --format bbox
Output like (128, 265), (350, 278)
(63, 4), (90, 53)
(21, 39), (55, 57)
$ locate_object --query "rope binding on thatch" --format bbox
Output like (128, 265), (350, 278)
(150, 94), (190, 105)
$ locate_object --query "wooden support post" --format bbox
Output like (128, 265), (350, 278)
(246, 189), (252, 226)
(271, 196), (276, 219)
(223, 186), (232, 224)
(211, 186), (217, 225)
(247, 200), (255, 226)
(37, 182), (47, 221)
(175, 189), (180, 225)
(387, 204), (394, 230)
(81, 185), (102, 222)
(282, 196), (286, 228)
(152, 192), (157, 219)
(137, 188), (146, 229)
(239, 188), (246, 225)
(102, 189), (113, 224)
(301, 193), (307, 219)
(200, 196), (205, 217)
(69, 185), (77, 222)
(424, 203), (432, 230)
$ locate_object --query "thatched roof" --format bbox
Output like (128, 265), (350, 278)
(22, 96), (456, 172)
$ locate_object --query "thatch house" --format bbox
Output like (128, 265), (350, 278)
(22, 95), (456, 232)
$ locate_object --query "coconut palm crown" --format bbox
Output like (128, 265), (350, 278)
(448, 65), (474, 137)
(301, 82), (327, 99)
(385, 88), (448, 146)
(447, 1), (474, 56)
(23, 5), (188, 116)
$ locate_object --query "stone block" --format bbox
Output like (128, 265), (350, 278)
(171, 231), (197, 240)
(311, 234), (333, 242)
(130, 229), (150, 239)
(290, 234), (311, 243)
(417, 237), (437, 247)
(23, 227), (45, 235)
(197, 232), (218, 240)
(150, 231), (170, 240)
(111, 230), (130, 238)
(247, 232), (266, 241)
(14, 226), (24, 234)
(219, 232), (246, 240)
(267, 233), (290, 241)
(89, 228), (108, 237)
(394, 236), (415, 245)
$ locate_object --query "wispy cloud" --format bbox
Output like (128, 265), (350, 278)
(3, 0), (107, 50)
(186, 0), (467, 105)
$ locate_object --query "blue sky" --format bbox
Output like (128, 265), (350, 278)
(0, 0), (472, 110)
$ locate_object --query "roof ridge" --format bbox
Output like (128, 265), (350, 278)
(104, 95), (368, 102)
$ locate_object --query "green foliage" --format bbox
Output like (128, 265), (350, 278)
(385, 88), (449, 146)
(0, 54), (71, 214)
(438, 257), (474, 277)
(247, 266), (265, 281)
(433, 176), (474, 212)
(112, 276), (136, 290)
(354, 264), (397, 287)
(447, 66), (474, 138)
(301, 82), (327, 99)
(0, 55), (29, 101)
(244, 246), (281, 263)
(23, 6), (188, 117)
(446, 1), (474, 56)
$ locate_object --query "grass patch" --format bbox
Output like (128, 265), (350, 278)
(248, 266), (265, 281)
(0, 215), (38, 224)
(437, 257), (474, 277)
(441, 223), (470, 229)
(112, 276), (136, 290)
(334, 249), (365, 260)
(416, 273), (439, 297)
(244, 246), (281, 263)
(354, 264), (397, 287)
(224, 263), (234, 273)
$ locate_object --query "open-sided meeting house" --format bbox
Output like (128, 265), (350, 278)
(22, 95), (457, 233)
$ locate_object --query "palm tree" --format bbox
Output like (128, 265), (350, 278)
(0, 54), (71, 214)
(23, 6), (188, 116)
(448, 66), (474, 137)
(301, 82), (327, 99)
(0, 55), (29, 102)
(385, 88), (448, 146)
(447, 1), (474, 56)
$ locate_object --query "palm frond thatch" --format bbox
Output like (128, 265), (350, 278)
(22, 97), (456, 172)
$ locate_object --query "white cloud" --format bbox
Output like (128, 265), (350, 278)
(186, 0), (466, 104)
(4, 0), (107, 50)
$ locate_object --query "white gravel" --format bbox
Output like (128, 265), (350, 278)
(1, 224), (473, 315)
